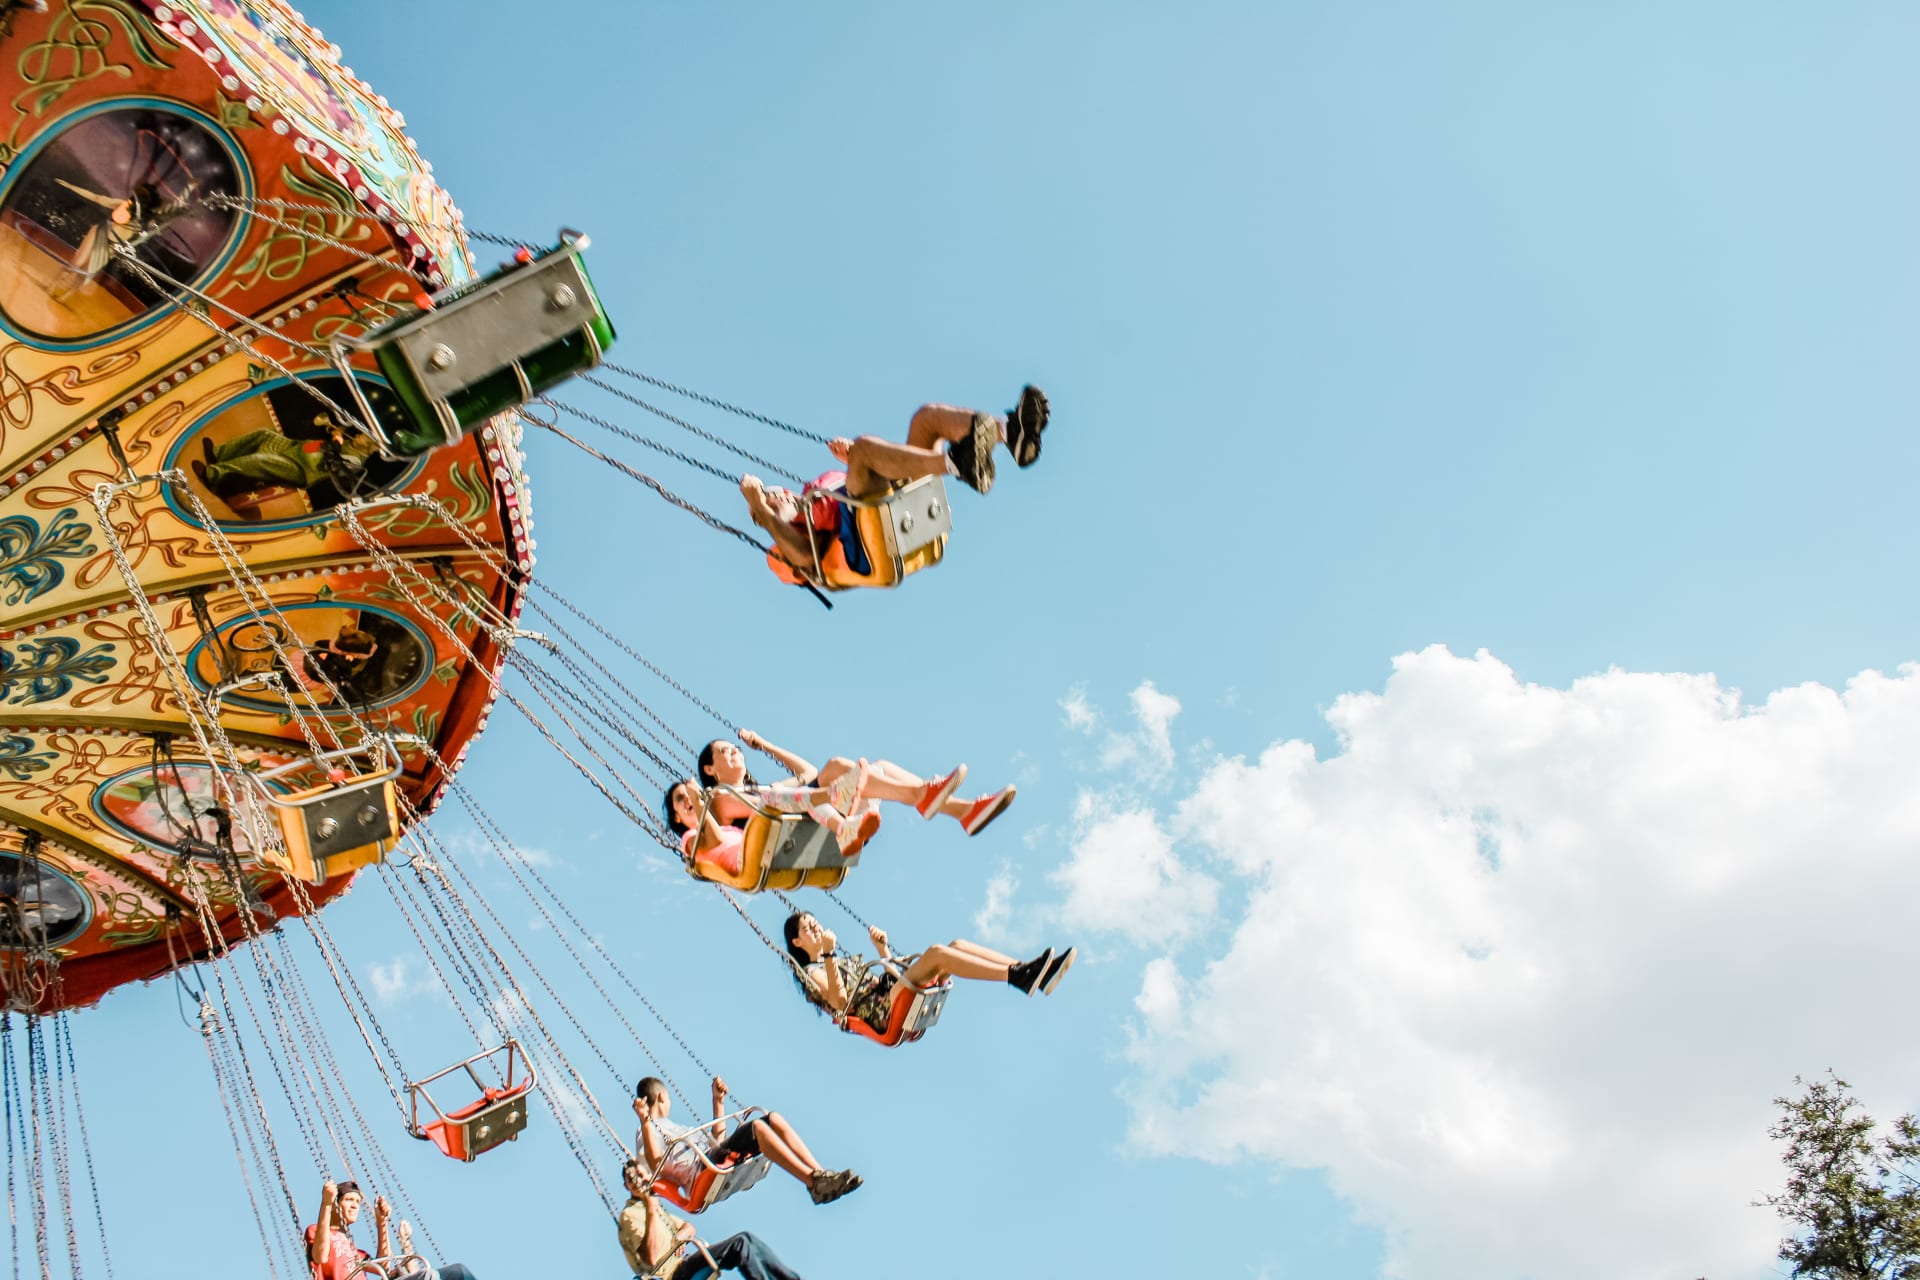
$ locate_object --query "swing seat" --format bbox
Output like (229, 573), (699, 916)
(406, 1040), (535, 1163)
(688, 785), (866, 893)
(841, 964), (952, 1047)
(653, 1151), (773, 1214)
(802, 475), (951, 591)
(248, 740), (403, 885)
(330, 230), (616, 458)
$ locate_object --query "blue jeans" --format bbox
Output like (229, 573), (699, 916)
(427, 1266), (474, 1280)
(668, 1232), (803, 1280)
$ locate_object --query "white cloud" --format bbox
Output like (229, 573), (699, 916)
(1052, 790), (1217, 947)
(1080, 647), (1920, 1280)
(974, 863), (1019, 940)
(1098, 680), (1184, 780)
(367, 954), (448, 1005)
(1060, 685), (1099, 733)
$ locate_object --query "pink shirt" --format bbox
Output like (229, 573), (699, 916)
(680, 826), (744, 877)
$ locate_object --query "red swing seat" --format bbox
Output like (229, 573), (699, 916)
(839, 965), (953, 1048)
(406, 1040), (535, 1162)
(647, 1106), (773, 1213)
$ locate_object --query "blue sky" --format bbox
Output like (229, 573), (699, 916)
(59, 4), (1920, 1279)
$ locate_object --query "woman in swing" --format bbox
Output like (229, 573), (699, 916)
(781, 910), (1074, 1041)
(664, 772), (881, 885)
(702, 730), (1017, 838)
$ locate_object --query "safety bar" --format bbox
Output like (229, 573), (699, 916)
(406, 1039), (527, 1133)
(348, 1255), (429, 1280)
(644, 1106), (769, 1181)
(252, 738), (404, 805)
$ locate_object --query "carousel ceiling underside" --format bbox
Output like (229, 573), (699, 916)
(0, 0), (533, 1010)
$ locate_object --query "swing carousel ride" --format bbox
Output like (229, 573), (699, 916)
(0, 2), (996, 1276)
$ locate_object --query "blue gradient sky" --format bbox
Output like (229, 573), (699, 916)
(64, 4), (1920, 1279)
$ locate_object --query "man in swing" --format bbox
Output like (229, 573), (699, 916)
(618, 1158), (810, 1280)
(634, 1074), (861, 1207)
(305, 1179), (476, 1280)
(742, 386), (1048, 587)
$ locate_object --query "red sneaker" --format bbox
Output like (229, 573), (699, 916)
(914, 765), (967, 819)
(959, 785), (1017, 836)
(838, 810), (882, 856)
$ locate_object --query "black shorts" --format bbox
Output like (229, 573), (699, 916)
(718, 1119), (762, 1160)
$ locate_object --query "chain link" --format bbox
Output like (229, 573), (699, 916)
(578, 374), (806, 486)
(600, 362), (831, 445)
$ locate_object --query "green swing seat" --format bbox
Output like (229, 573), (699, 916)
(330, 230), (616, 457)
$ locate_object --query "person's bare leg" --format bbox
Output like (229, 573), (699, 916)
(903, 942), (1010, 985)
(845, 435), (948, 499)
(948, 939), (1018, 966)
(747, 1115), (820, 1183)
(906, 404), (980, 450)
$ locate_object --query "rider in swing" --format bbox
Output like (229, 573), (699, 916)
(742, 387), (1048, 587)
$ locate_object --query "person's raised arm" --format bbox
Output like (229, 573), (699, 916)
(811, 930), (849, 1014)
(372, 1195), (392, 1263)
(738, 729), (816, 786)
(709, 1077), (729, 1144)
(309, 1182), (337, 1266)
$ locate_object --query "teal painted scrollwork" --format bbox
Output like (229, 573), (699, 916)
(0, 508), (96, 606)
(0, 735), (55, 781)
(0, 637), (117, 705)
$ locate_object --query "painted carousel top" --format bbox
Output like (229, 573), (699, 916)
(0, 0), (542, 1011)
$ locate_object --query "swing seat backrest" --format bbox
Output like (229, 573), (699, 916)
(417, 1076), (535, 1162)
(805, 476), (951, 591)
(332, 234), (616, 457)
(261, 775), (398, 886)
(653, 1152), (772, 1214)
(843, 976), (954, 1047)
(688, 787), (866, 892)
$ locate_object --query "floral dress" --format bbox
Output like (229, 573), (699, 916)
(801, 953), (894, 1029)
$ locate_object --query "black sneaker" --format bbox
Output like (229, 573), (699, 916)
(1005, 385), (1049, 468)
(1038, 946), (1076, 995)
(949, 412), (998, 495)
(1007, 948), (1054, 996)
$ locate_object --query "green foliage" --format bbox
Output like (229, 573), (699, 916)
(1763, 1073), (1920, 1279)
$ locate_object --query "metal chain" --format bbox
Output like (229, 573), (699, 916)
(577, 374), (806, 486)
(3, 1015), (17, 1280)
(600, 362), (831, 445)
(527, 589), (734, 740)
(448, 773), (722, 1091)
(512, 654), (676, 792)
(39, 1018), (81, 1278)
(524, 637), (694, 777)
(529, 417), (772, 554)
(198, 1000), (289, 1280)
(548, 395), (764, 487)
(433, 767), (695, 1116)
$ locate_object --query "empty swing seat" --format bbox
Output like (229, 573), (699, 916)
(330, 230), (616, 457)
(407, 1041), (535, 1163)
(687, 785), (868, 893)
(840, 963), (953, 1048)
(803, 475), (951, 591)
(248, 740), (403, 885)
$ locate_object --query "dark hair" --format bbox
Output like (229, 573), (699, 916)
(698, 739), (758, 790)
(622, 1157), (645, 1183)
(335, 1180), (361, 1202)
(781, 911), (812, 968)
(636, 1076), (668, 1107)
(662, 781), (693, 837)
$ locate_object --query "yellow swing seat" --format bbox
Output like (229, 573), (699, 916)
(685, 784), (868, 893)
(802, 475), (951, 591)
(248, 739), (403, 885)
